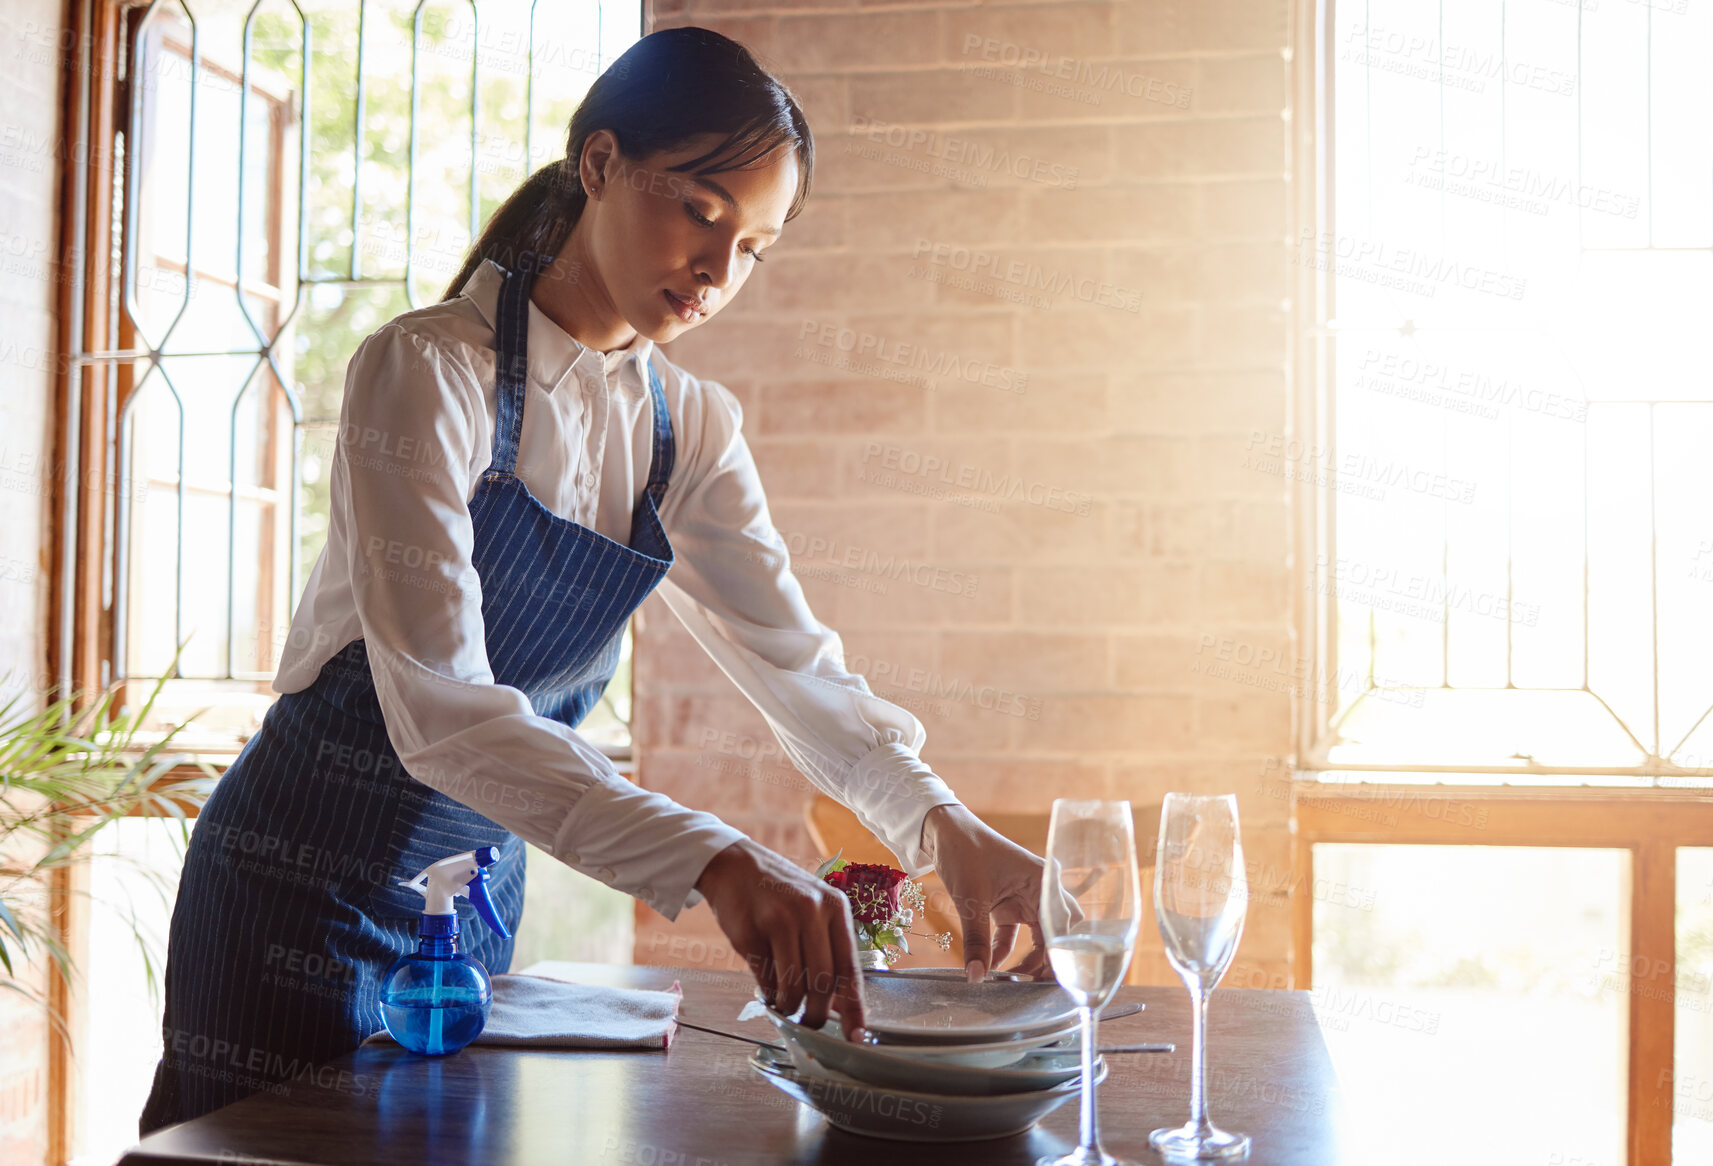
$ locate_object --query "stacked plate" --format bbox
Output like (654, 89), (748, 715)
(748, 970), (1112, 1143)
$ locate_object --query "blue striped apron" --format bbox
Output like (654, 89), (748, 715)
(140, 248), (677, 1133)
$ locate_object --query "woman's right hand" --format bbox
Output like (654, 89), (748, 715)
(693, 838), (867, 1042)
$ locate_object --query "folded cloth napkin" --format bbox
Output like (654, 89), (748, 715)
(365, 969), (681, 1050)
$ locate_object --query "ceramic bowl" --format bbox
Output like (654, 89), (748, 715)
(747, 1044), (1104, 1143)
(778, 1014), (1102, 1096)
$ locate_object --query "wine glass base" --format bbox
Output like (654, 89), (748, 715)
(1148, 1123), (1252, 1160)
(1035, 1148), (1139, 1166)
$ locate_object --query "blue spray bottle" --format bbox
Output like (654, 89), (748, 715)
(380, 846), (510, 1055)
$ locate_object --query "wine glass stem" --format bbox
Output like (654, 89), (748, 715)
(1078, 1003), (1102, 1152)
(1189, 979), (1210, 1131)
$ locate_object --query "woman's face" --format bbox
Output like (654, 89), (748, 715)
(577, 129), (798, 343)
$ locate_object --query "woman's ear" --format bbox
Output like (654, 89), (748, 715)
(579, 130), (619, 200)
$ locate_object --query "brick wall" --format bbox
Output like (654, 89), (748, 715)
(635, 0), (1294, 990)
(0, 0), (67, 1159)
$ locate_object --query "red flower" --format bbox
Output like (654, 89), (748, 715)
(825, 863), (908, 926)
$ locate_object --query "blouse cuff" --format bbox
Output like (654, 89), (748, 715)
(549, 777), (748, 922)
(845, 742), (964, 876)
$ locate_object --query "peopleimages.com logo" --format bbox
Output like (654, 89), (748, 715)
(1296, 229), (1528, 301)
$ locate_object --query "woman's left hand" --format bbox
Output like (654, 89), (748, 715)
(922, 803), (1050, 982)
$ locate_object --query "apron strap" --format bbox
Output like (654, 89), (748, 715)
(496, 247), (676, 533)
(489, 249), (540, 476)
(632, 355), (676, 546)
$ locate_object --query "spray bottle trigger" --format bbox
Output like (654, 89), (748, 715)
(466, 866), (509, 940)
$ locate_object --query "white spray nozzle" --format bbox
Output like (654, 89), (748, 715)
(399, 846), (509, 938)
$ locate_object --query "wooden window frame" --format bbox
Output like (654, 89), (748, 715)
(49, 1), (124, 1157)
(1291, 786), (1697, 1165)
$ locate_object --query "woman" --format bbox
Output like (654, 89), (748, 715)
(140, 26), (1047, 1133)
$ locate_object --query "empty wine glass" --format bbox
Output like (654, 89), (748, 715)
(1150, 792), (1252, 1160)
(1038, 799), (1141, 1166)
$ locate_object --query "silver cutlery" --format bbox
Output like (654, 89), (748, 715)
(862, 967), (1039, 983)
(679, 1018), (1174, 1056)
(677, 1018), (785, 1051)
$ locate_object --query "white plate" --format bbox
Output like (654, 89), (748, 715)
(782, 1017), (1102, 1096)
(857, 974), (1081, 1043)
(748, 1045), (1102, 1143)
(763, 1005), (1079, 1072)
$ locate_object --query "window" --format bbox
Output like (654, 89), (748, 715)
(1305, 0), (1713, 779)
(1292, 4), (1713, 1163)
(108, 0), (644, 757)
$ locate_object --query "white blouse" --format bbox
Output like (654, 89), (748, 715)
(275, 258), (962, 920)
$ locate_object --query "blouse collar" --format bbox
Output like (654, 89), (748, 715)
(458, 258), (656, 393)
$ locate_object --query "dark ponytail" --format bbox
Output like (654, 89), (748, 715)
(440, 26), (813, 302)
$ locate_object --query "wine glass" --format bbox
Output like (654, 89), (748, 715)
(1038, 799), (1141, 1166)
(1149, 793), (1252, 1160)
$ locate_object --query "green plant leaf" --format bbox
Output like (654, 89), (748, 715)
(0, 976), (40, 1002)
(0, 652), (210, 1001)
(813, 849), (846, 880)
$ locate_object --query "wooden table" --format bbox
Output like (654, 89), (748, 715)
(120, 963), (1347, 1165)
